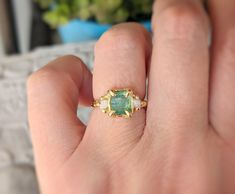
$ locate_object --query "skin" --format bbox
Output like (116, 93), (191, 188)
(27, 0), (235, 193)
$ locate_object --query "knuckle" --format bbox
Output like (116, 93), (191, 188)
(27, 67), (59, 95)
(50, 55), (84, 70)
(95, 23), (147, 52)
(156, 3), (208, 40)
(27, 55), (84, 99)
(27, 55), (82, 93)
(58, 54), (83, 65)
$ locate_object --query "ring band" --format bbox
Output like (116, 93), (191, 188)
(92, 89), (147, 118)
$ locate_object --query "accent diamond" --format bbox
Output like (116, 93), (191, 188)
(133, 99), (141, 109)
(100, 100), (108, 109)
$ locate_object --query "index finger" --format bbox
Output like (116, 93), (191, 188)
(27, 56), (92, 173)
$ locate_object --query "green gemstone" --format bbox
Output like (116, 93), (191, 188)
(110, 90), (132, 116)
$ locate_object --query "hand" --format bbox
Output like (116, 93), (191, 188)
(27, 0), (235, 193)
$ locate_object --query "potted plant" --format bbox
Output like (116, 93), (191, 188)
(35, 0), (153, 43)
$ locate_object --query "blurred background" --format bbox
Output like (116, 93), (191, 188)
(0, 0), (152, 193)
(0, 0), (152, 56)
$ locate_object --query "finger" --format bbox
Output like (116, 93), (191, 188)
(27, 55), (92, 170)
(84, 23), (151, 159)
(208, 0), (235, 142)
(147, 0), (210, 135)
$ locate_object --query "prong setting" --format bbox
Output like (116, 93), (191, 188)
(92, 89), (147, 118)
(108, 90), (115, 97)
(109, 111), (115, 117)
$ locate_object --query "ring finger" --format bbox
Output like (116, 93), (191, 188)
(83, 23), (151, 161)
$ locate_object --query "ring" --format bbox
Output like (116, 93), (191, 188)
(92, 89), (147, 118)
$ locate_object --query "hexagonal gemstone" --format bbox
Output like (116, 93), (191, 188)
(110, 90), (132, 116)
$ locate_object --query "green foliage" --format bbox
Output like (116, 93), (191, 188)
(35, 0), (53, 8)
(43, 3), (71, 28)
(35, 0), (153, 28)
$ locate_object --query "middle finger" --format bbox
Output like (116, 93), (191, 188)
(147, 0), (210, 137)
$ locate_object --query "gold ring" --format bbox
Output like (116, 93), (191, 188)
(92, 89), (147, 118)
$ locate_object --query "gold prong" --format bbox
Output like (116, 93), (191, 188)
(108, 90), (115, 96)
(109, 111), (115, 116)
(129, 90), (134, 96)
(125, 92), (129, 97)
(102, 109), (107, 113)
(125, 111), (130, 117)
